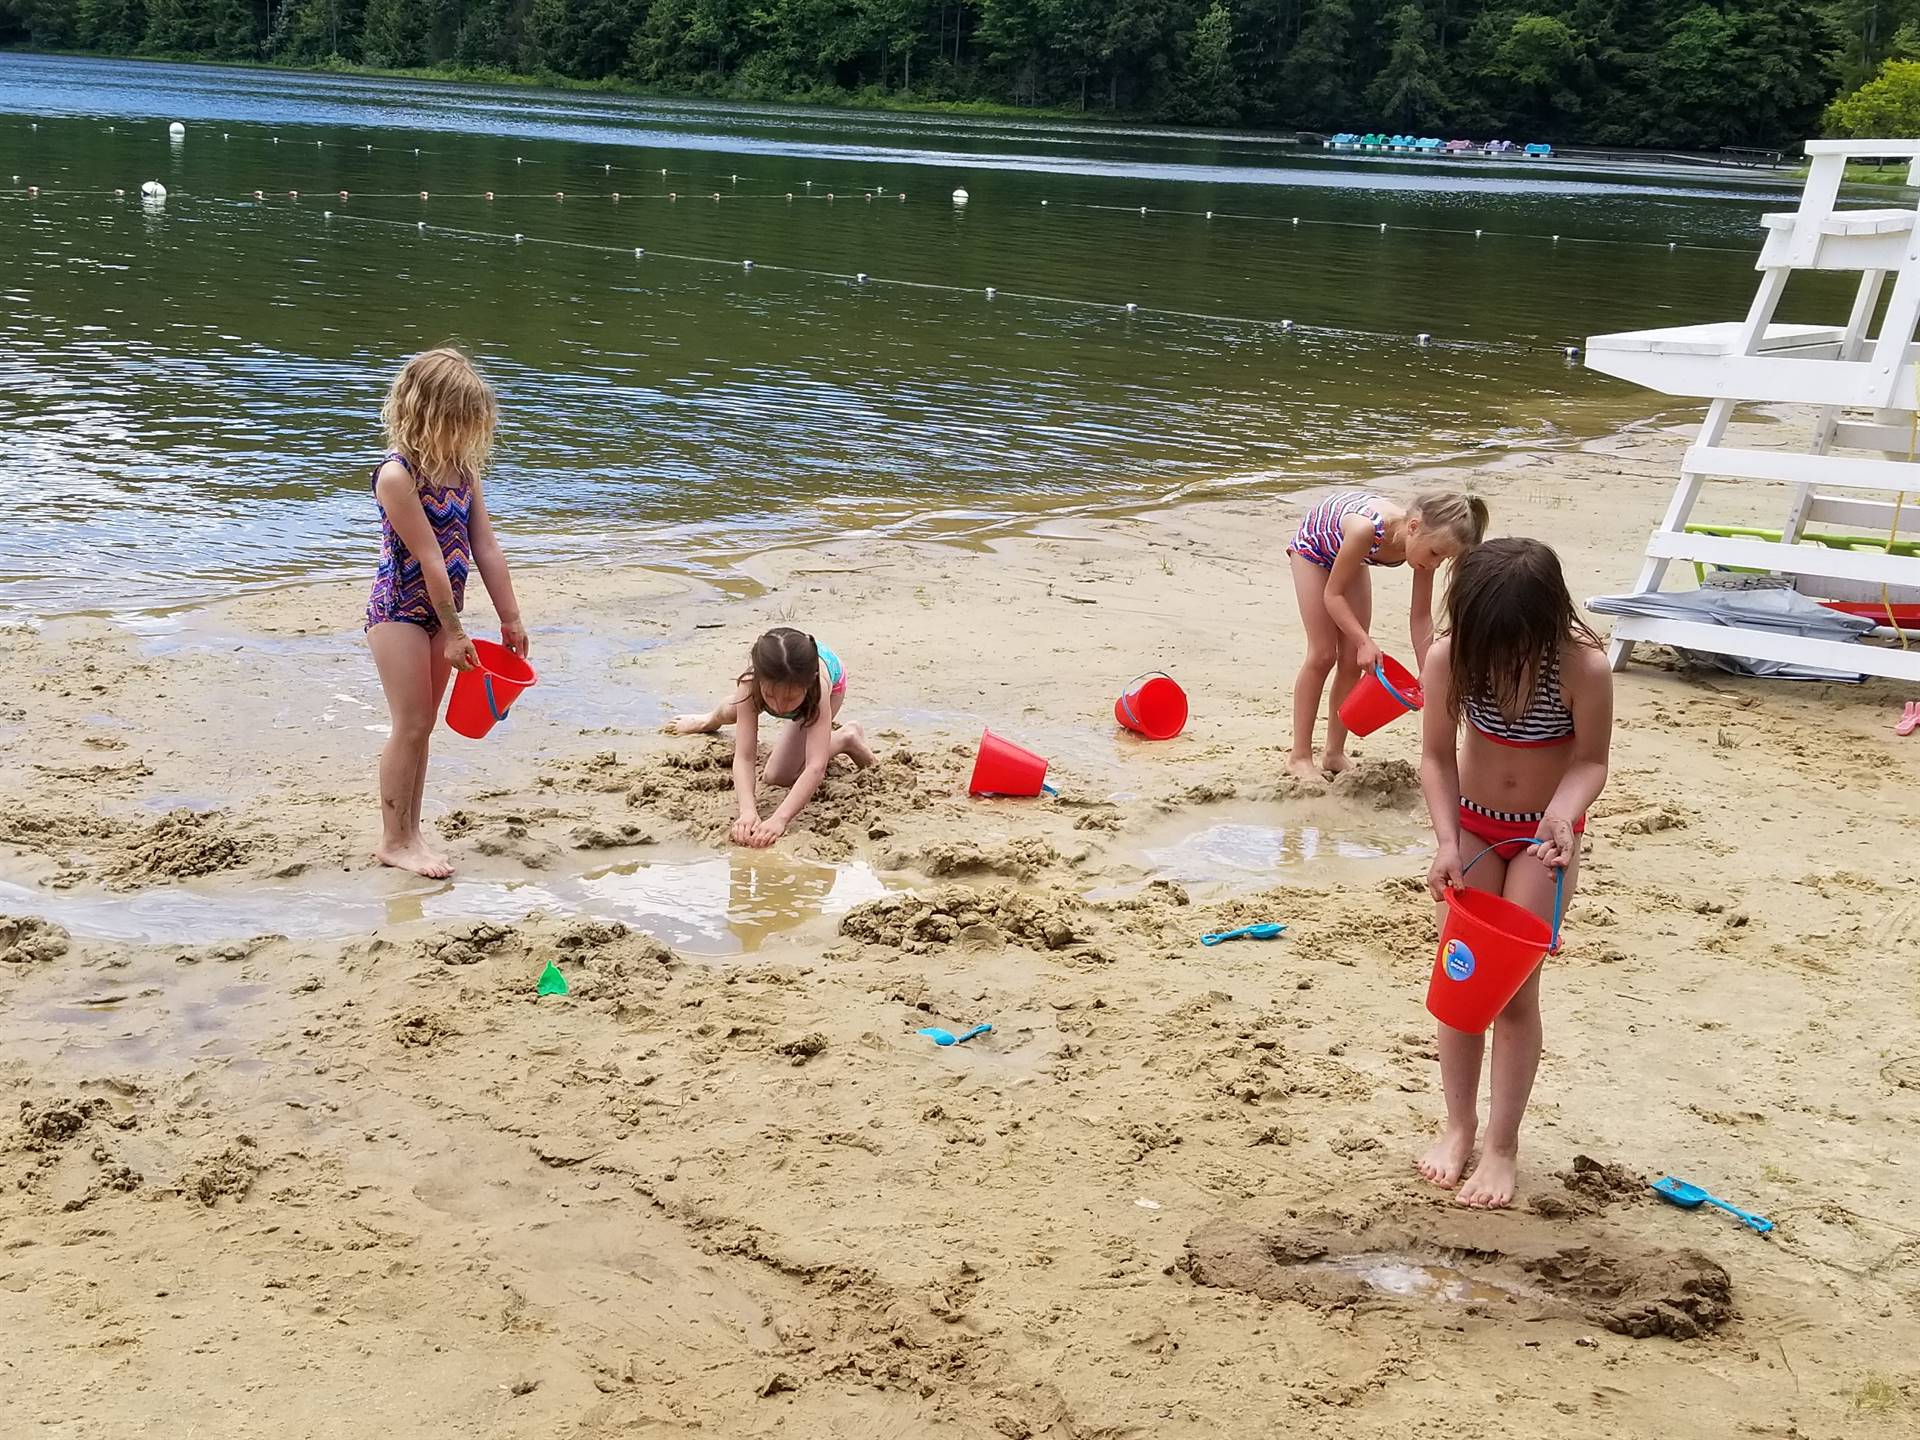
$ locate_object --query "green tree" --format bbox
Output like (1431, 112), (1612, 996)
(361, 0), (425, 66)
(1283, 0), (1355, 125)
(1366, 3), (1447, 129)
(1826, 54), (1920, 133)
(1493, 13), (1590, 130)
(1172, 0), (1240, 122)
(76, 0), (147, 48)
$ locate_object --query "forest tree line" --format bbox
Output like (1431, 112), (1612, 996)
(3, 0), (1917, 148)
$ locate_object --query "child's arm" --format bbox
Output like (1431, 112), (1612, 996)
(1417, 639), (1465, 898)
(466, 480), (527, 657)
(1323, 513), (1382, 668)
(375, 464), (478, 670)
(1409, 566), (1436, 669)
(728, 691), (762, 846)
(1536, 647), (1613, 869)
(753, 702), (835, 845)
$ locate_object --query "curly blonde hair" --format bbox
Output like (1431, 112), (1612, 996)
(381, 347), (495, 484)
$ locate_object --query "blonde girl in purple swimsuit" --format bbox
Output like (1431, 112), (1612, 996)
(365, 348), (528, 879)
(1286, 490), (1489, 782)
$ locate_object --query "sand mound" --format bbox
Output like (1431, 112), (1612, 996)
(1329, 759), (1423, 808)
(103, 809), (249, 887)
(885, 836), (1063, 881)
(840, 883), (1083, 954)
(0, 915), (70, 965)
(181, 1136), (262, 1206)
(1185, 1218), (1732, 1340)
(18, 1096), (111, 1149)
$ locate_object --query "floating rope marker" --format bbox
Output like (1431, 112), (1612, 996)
(140, 180), (165, 199)
(1564, 345), (1579, 358)
(114, 188), (124, 197)
(324, 209), (332, 218)
(315, 140), (322, 147)
(713, 192), (721, 201)
(169, 122), (184, 138)
(857, 272), (868, 283)
(612, 192), (620, 201)
(27, 186), (37, 197)
(1553, 234), (1560, 242)
(1293, 216), (1300, 225)
(555, 191), (565, 200)
(604, 164), (611, 172)
(661, 168), (668, 175)
(1206, 211), (1213, 219)
(1282, 319), (1295, 330)
(670, 192), (677, 201)
(1127, 302), (1138, 313)
(1416, 333), (1432, 345)
(743, 259), (753, 269)
(732, 174), (738, 182)
(290, 190), (299, 199)
(413, 148), (419, 156)
(273, 136), (279, 143)
(514, 233), (523, 243)
(417, 221), (426, 231)
(252, 190), (263, 200)
(339, 190), (349, 199)
(635, 247), (644, 257)
(806, 180), (812, 188)
(366, 145), (372, 151)
(1041, 199), (1049, 206)
(1475, 229), (1483, 237)
(985, 286), (996, 298)
(420, 191), (428, 200)
(516, 156), (523, 164)
(1380, 222), (1388, 232)
(1139, 205), (1147, 215)
(787, 193), (794, 201)
(484, 191), (494, 201)
(1669, 241), (1677, 251)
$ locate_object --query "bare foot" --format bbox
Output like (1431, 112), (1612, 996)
(374, 841), (454, 880)
(1456, 1146), (1518, 1209)
(1287, 756), (1324, 784)
(1321, 748), (1351, 776)
(665, 712), (720, 736)
(1417, 1126), (1476, 1189)
(839, 721), (877, 768)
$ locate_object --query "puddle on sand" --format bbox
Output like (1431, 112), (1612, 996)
(1305, 1253), (1522, 1306)
(10, 964), (280, 1078)
(0, 848), (888, 958)
(1132, 803), (1429, 891)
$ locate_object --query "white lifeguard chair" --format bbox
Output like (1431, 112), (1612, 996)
(1584, 137), (1920, 683)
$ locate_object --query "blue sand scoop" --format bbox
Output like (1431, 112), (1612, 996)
(1201, 923), (1287, 946)
(1652, 1176), (1773, 1234)
(918, 1023), (992, 1047)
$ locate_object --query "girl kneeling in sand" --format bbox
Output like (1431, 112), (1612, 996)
(1287, 490), (1488, 781)
(1416, 538), (1612, 1208)
(365, 347), (528, 880)
(668, 627), (875, 848)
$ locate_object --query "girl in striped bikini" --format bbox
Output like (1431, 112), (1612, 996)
(1287, 490), (1488, 782)
(1416, 538), (1613, 1209)
(365, 348), (528, 879)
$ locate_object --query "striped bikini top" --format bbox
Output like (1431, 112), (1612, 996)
(1294, 492), (1397, 568)
(1465, 649), (1575, 747)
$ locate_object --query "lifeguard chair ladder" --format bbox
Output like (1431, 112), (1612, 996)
(1583, 137), (1920, 684)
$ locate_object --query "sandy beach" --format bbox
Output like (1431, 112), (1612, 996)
(3, 411), (1918, 1437)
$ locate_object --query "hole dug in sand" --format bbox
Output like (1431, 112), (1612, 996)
(1185, 1216), (1733, 1340)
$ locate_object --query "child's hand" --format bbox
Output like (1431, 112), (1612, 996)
(502, 618), (530, 658)
(1427, 843), (1463, 900)
(444, 629), (480, 671)
(1356, 638), (1383, 672)
(1532, 816), (1576, 869)
(729, 815), (760, 847)
(747, 817), (788, 848)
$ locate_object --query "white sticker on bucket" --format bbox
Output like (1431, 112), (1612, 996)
(1443, 939), (1476, 982)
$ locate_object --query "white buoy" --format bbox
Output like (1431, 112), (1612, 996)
(1126, 302), (1138, 313)
(953, 188), (969, 205)
(806, 180), (812, 188)
(1292, 216), (1300, 225)
(315, 140), (322, 147)
(140, 180), (167, 199)
(289, 189), (299, 199)
(786, 193), (793, 201)
(1416, 333), (1432, 346)
(635, 247), (644, 257)
(1205, 211), (1213, 220)
(1139, 205), (1147, 215)
(168, 121), (185, 138)
(856, 272), (868, 283)
(1380, 222), (1388, 232)
(1668, 241), (1677, 251)
(1552, 234), (1560, 242)
(985, 287), (995, 298)
(413, 147), (419, 156)
(612, 192), (620, 202)
(251, 189), (263, 200)
(514, 233), (523, 243)
(484, 191), (494, 201)
(605, 164), (611, 172)
(420, 191), (428, 200)
(1564, 345), (1579, 358)
(516, 156), (523, 164)
(1474, 229), (1483, 238)
(417, 221), (426, 231)
(743, 259), (753, 270)
(1041, 199), (1048, 206)
(272, 136), (279, 144)
(366, 145), (373, 152)
(731, 174), (738, 182)
(115, 188), (124, 197)
(30, 122), (36, 131)
(324, 209), (332, 219)
(1282, 319), (1294, 331)
(26, 186), (37, 198)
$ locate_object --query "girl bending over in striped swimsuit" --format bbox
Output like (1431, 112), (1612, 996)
(1287, 490), (1488, 782)
(1416, 538), (1612, 1209)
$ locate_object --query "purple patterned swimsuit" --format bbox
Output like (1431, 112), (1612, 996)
(364, 453), (473, 633)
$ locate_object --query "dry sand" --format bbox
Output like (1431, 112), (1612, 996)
(3, 411), (1918, 1436)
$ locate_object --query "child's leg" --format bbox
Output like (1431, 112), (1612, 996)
(368, 621), (453, 879)
(1417, 844), (1504, 1188)
(1321, 570), (1373, 774)
(764, 692), (871, 788)
(1456, 848), (1580, 1210)
(1288, 553), (1339, 781)
(667, 696), (741, 735)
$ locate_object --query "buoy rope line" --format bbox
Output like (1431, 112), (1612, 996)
(1065, 201), (1755, 255)
(0, 186), (893, 203)
(295, 209), (1584, 355)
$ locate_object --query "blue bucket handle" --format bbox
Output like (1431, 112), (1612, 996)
(1371, 660), (1419, 712)
(1458, 838), (1567, 951)
(483, 673), (510, 724)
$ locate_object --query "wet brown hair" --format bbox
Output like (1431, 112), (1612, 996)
(1446, 537), (1600, 722)
(1410, 490), (1491, 553)
(741, 627), (822, 724)
(382, 346), (495, 485)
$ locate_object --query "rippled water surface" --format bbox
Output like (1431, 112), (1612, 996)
(0, 54), (1840, 616)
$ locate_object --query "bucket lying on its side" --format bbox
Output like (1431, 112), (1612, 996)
(968, 729), (1052, 797)
(445, 639), (537, 740)
(1114, 672), (1189, 740)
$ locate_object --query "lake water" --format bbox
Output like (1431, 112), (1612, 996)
(0, 54), (1838, 618)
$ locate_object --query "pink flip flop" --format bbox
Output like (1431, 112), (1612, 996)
(1897, 701), (1920, 737)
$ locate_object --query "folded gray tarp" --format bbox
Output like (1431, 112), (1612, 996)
(1587, 585), (1876, 682)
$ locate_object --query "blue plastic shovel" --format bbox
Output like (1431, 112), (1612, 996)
(1652, 1176), (1773, 1234)
(1200, 923), (1287, 946)
(918, 1023), (992, 1047)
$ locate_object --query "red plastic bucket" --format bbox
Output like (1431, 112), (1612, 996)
(1339, 655), (1423, 737)
(968, 729), (1052, 797)
(445, 638), (537, 740)
(1425, 840), (1566, 1033)
(1115, 672), (1188, 740)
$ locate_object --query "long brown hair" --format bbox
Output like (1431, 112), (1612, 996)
(740, 627), (822, 724)
(1446, 537), (1600, 722)
(382, 346), (495, 485)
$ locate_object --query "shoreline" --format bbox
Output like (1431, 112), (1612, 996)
(3, 410), (1919, 1435)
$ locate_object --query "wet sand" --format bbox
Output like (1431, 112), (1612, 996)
(3, 413), (1919, 1436)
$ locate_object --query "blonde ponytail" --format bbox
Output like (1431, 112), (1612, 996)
(1410, 491), (1489, 550)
